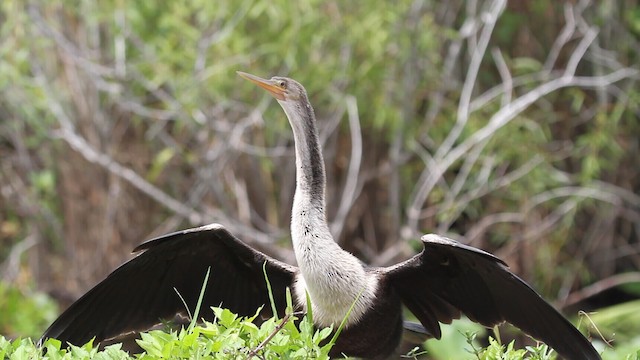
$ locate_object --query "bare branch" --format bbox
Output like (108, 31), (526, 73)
(522, 199), (579, 241)
(491, 47), (513, 106)
(1, 234), (39, 283)
(564, 26), (599, 77)
(331, 95), (363, 240)
(561, 272), (640, 309)
(543, 3), (577, 72)
(31, 61), (206, 225)
(466, 212), (524, 245)
(406, 33), (636, 236)
(436, 0), (507, 160)
(114, 7), (127, 78)
(469, 70), (565, 112)
(526, 186), (621, 213)
(436, 155), (544, 235)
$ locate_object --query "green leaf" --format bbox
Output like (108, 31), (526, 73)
(188, 267), (211, 332)
(147, 147), (176, 182)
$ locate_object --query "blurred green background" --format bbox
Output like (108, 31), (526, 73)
(1, 0), (639, 358)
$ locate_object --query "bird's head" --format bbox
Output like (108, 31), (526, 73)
(237, 71), (307, 102)
(237, 71), (318, 140)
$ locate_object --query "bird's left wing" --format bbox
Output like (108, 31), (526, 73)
(39, 223), (297, 349)
(384, 234), (600, 360)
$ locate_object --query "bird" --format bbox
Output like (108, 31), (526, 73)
(39, 72), (601, 360)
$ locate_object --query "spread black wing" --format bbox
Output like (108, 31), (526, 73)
(39, 223), (297, 348)
(385, 234), (600, 360)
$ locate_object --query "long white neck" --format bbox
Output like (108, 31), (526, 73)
(276, 99), (340, 260)
(277, 99), (377, 327)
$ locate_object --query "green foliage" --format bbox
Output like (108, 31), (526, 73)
(1, 306), (333, 360)
(0, 282), (58, 339)
(134, 307), (331, 359)
(423, 317), (486, 358)
(476, 337), (554, 360)
(4, 327), (617, 360)
(599, 338), (640, 360)
(588, 299), (640, 344)
(423, 321), (559, 360)
(147, 148), (176, 182)
(0, 0), (445, 132)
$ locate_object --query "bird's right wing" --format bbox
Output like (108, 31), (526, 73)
(39, 223), (297, 348)
(384, 234), (600, 360)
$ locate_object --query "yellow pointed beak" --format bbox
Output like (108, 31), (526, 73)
(237, 71), (286, 101)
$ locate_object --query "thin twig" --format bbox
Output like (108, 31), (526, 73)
(245, 312), (296, 359)
(491, 47), (513, 106)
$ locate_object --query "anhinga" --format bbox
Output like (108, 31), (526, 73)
(40, 72), (601, 360)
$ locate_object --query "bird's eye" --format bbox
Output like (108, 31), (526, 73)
(278, 80), (286, 88)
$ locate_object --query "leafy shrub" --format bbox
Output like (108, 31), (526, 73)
(0, 282), (58, 339)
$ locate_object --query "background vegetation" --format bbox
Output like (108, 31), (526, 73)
(1, 0), (639, 358)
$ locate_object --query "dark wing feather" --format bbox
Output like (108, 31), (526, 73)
(385, 234), (600, 360)
(39, 223), (297, 347)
